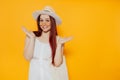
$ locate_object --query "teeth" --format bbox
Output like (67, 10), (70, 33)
(44, 26), (47, 28)
(43, 26), (47, 29)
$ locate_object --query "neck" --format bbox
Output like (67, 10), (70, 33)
(41, 31), (50, 38)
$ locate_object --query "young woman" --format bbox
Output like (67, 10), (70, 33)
(22, 6), (72, 80)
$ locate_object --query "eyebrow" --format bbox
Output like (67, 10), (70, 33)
(40, 18), (50, 19)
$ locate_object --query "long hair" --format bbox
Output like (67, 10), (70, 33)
(33, 15), (57, 65)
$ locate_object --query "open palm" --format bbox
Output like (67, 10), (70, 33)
(57, 36), (73, 45)
(21, 26), (35, 38)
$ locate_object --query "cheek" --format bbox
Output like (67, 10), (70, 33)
(46, 22), (51, 25)
(39, 22), (42, 26)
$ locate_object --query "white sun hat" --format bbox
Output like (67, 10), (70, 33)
(32, 6), (62, 25)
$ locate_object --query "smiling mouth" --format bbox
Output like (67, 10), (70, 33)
(42, 26), (48, 29)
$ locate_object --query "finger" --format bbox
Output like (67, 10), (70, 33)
(62, 37), (73, 43)
(21, 26), (28, 33)
(21, 26), (31, 37)
(67, 36), (73, 41)
(21, 26), (26, 31)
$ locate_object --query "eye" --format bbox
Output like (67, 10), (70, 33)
(40, 19), (43, 22)
(46, 19), (50, 22)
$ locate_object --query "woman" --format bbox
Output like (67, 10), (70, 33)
(22, 6), (72, 80)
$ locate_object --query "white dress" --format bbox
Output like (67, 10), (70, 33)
(28, 37), (69, 80)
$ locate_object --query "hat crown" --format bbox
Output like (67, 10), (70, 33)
(43, 6), (55, 13)
(32, 6), (62, 25)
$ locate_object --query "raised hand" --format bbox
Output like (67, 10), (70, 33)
(21, 26), (35, 39)
(57, 36), (73, 45)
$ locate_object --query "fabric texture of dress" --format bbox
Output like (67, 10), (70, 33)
(28, 37), (69, 80)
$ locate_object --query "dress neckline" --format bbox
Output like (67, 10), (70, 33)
(36, 37), (49, 45)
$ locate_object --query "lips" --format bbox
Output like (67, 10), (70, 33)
(42, 26), (48, 29)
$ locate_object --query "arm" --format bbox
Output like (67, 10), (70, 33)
(54, 36), (64, 67)
(54, 44), (64, 67)
(23, 34), (35, 61)
(53, 36), (73, 67)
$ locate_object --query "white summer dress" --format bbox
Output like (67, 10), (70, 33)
(28, 37), (69, 80)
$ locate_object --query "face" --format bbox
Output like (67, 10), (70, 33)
(39, 14), (51, 33)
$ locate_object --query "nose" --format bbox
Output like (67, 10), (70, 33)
(42, 21), (46, 25)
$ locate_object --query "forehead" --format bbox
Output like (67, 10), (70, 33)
(40, 14), (50, 19)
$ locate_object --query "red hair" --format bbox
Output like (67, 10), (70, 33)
(33, 15), (57, 65)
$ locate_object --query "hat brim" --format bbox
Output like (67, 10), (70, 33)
(32, 10), (62, 25)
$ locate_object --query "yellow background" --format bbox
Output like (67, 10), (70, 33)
(0, 0), (120, 80)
